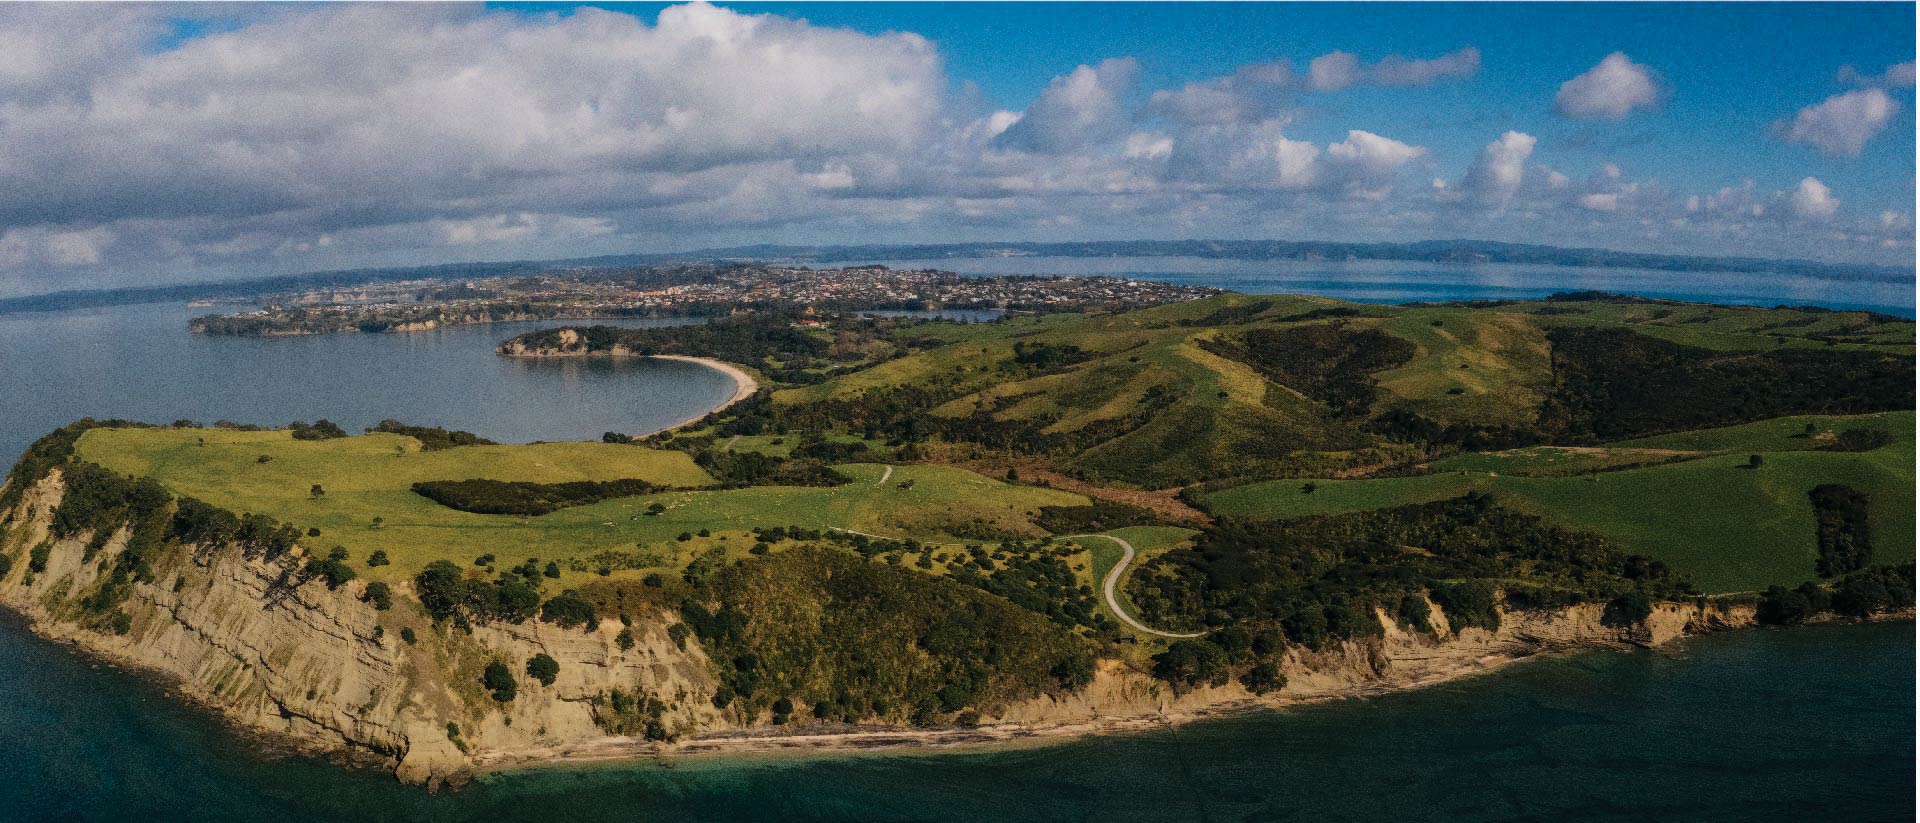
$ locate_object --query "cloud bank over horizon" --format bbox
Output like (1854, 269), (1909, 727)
(0, 3), (1911, 295)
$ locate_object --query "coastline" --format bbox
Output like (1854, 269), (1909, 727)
(634, 355), (759, 437)
(463, 607), (1917, 779)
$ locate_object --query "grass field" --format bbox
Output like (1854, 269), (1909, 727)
(74, 429), (1086, 584)
(1203, 412), (1915, 593)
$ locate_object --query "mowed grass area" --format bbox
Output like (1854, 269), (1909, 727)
(1202, 413), (1915, 594)
(73, 429), (1086, 584)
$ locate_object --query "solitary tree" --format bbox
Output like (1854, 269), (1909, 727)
(1748, 454), (1765, 469)
(370, 516), (384, 530)
(310, 484), (325, 499)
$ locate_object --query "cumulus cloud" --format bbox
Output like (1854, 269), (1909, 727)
(1787, 177), (1840, 220)
(0, 3), (944, 249)
(1461, 131), (1537, 205)
(1785, 88), (1898, 156)
(1555, 53), (1660, 120)
(1325, 130), (1427, 178)
(0, 4), (1905, 289)
(994, 58), (1139, 153)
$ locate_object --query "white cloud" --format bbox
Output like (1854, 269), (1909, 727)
(431, 213), (615, 246)
(1787, 177), (1840, 220)
(1325, 130), (1427, 178)
(1555, 53), (1660, 120)
(1785, 88), (1898, 156)
(1308, 51), (1360, 92)
(1579, 193), (1619, 212)
(994, 58), (1138, 153)
(1839, 61), (1915, 88)
(1461, 131), (1537, 205)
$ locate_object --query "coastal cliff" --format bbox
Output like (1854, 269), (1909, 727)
(0, 465), (1798, 786)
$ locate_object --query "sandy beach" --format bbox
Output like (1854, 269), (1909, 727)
(636, 355), (759, 437)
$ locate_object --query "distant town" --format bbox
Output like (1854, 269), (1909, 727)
(186, 264), (1221, 336)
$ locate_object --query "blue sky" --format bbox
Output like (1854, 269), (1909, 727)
(548, 2), (1914, 207)
(0, 2), (1912, 295)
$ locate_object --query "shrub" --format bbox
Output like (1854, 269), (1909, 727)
(1241, 662), (1285, 695)
(362, 581), (393, 611)
(366, 549), (390, 567)
(541, 592), (598, 629)
(483, 661), (518, 702)
(526, 653), (560, 686)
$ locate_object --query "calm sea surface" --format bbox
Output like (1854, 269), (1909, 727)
(0, 265), (1912, 820)
(853, 256), (1918, 317)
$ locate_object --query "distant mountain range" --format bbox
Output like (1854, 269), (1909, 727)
(1, 238), (1908, 314)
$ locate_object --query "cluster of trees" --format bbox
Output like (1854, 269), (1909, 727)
(1151, 626), (1290, 695)
(1757, 564), (1916, 624)
(945, 542), (1103, 631)
(1032, 503), (1160, 534)
(287, 420), (347, 440)
(367, 420), (496, 450)
(1538, 328), (1913, 442)
(413, 560), (542, 625)
(678, 546), (1096, 728)
(691, 449), (846, 487)
(1809, 484), (1874, 578)
(508, 312), (831, 375)
(1198, 323), (1416, 417)
(1127, 493), (1692, 649)
(1821, 428), (1896, 453)
(410, 477), (669, 516)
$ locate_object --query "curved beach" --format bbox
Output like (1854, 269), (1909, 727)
(636, 355), (759, 437)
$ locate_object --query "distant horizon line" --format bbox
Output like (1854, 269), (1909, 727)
(1, 235), (1910, 313)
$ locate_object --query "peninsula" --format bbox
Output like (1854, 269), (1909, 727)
(1, 291), (1911, 788)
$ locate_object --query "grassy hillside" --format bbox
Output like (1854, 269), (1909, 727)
(73, 428), (1085, 584)
(754, 293), (1911, 489)
(1201, 412), (1914, 593)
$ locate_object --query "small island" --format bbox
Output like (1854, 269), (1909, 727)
(1, 292), (1912, 787)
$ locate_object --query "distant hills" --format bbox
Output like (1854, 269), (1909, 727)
(2, 238), (1908, 315)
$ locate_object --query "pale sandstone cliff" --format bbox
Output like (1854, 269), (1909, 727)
(0, 467), (1792, 785)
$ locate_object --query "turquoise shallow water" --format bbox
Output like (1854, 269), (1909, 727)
(0, 617), (1909, 822)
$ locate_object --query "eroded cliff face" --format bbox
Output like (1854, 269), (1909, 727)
(0, 468), (1768, 784)
(0, 469), (721, 788)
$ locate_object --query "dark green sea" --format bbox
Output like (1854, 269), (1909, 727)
(1, 617), (1909, 822)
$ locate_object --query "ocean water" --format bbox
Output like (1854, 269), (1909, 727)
(0, 615), (1908, 822)
(0, 273), (1911, 820)
(852, 256), (1918, 318)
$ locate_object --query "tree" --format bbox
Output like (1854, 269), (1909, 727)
(309, 484), (325, 499)
(526, 653), (560, 686)
(1151, 640), (1231, 692)
(399, 627), (417, 644)
(1748, 454), (1765, 469)
(362, 581), (393, 611)
(1241, 662), (1285, 695)
(1301, 482), (1318, 494)
(370, 516), (384, 530)
(483, 661), (518, 702)
(543, 561), (561, 579)
(366, 549), (390, 567)
(415, 560), (467, 621)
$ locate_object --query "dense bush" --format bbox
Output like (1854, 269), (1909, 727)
(1032, 503), (1160, 534)
(368, 420), (497, 450)
(1539, 328), (1913, 442)
(1809, 484), (1873, 577)
(526, 653), (560, 686)
(679, 546), (1096, 727)
(1198, 324), (1416, 416)
(1128, 493), (1689, 651)
(482, 661), (518, 702)
(413, 560), (541, 624)
(288, 420), (347, 440)
(411, 477), (668, 516)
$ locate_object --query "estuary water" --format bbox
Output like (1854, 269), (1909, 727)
(0, 271), (1911, 820)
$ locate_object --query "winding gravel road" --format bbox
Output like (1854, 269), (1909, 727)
(1068, 534), (1204, 639)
